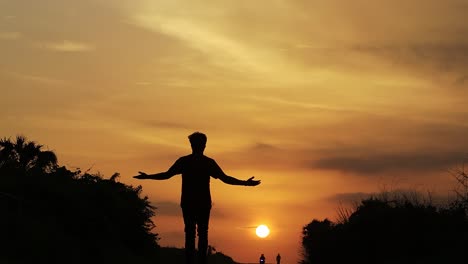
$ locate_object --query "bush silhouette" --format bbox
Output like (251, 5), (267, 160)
(157, 247), (238, 264)
(301, 191), (468, 264)
(0, 136), (158, 264)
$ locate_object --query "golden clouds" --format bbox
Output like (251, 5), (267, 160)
(0, 31), (21, 40)
(2, 1), (468, 262)
(42, 40), (95, 52)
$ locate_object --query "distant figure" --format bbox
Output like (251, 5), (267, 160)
(260, 253), (266, 264)
(276, 253), (281, 264)
(134, 132), (261, 264)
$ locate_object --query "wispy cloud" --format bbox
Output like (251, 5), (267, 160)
(455, 75), (468, 86)
(142, 121), (189, 130)
(135, 81), (152, 86)
(0, 31), (21, 40)
(127, 9), (310, 83)
(352, 43), (468, 75)
(43, 40), (95, 52)
(4, 70), (67, 85)
(246, 95), (363, 113)
(131, 14), (263, 71)
(3, 15), (16, 20)
(310, 151), (466, 175)
(326, 192), (373, 204)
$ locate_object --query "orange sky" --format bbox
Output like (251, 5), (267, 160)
(1, 0), (468, 262)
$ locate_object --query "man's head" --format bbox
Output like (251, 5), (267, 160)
(188, 132), (207, 154)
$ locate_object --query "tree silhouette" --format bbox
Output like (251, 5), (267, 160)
(450, 163), (468, 214)
(301, 191), (468, 264)
(0, 135), (57, 173)
(0, 136), (158, 264)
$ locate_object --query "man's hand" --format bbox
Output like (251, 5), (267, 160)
(133, 171), (150, 179)
(245, 176), (261, 186)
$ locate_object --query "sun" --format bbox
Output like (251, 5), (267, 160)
(255, 225), (270, 238)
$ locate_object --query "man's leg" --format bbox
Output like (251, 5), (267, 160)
(196, 207), (211, 264)
(182, 207), (196, 264)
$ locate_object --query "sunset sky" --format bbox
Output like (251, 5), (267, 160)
(1, 0), (468, 262)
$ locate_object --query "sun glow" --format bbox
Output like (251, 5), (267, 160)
(255, 225), (270, 238)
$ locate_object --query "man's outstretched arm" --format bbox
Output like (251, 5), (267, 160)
(133, 171), (175, 180)
(134, 158), (182, 180)
(212, 160), (260, 186)
(218, 174), (261, 186)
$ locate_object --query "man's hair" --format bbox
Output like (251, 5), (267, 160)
(188, 132), (207, 146)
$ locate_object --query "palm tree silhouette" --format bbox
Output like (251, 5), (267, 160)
(0, 135), (57, 173)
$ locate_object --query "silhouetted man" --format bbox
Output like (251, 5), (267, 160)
(260, 253), (266, 264)
(276, 253), (281, 264)
(134, 132), (261, 264)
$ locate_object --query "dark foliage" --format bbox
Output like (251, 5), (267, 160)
(450, 165), (468, 215)
(301, 191), (468, 264)
(158, 247), (238, 264)
(0, 136), (158, 264)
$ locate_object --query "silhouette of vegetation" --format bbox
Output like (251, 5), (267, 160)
(450, 164), (468, 215)
(301, 187), (468, 264)
(0, 136), (158, 264)
(157, 246), (238, 264)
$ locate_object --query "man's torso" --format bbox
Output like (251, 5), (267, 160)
(170, 154), (221, 208)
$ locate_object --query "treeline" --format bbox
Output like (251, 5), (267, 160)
(158, 247), (238, 264)
(0, 136), (158, 264)
(301, 175), (468, 263)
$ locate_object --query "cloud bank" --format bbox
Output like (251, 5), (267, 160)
(44, 40), (95, 52)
